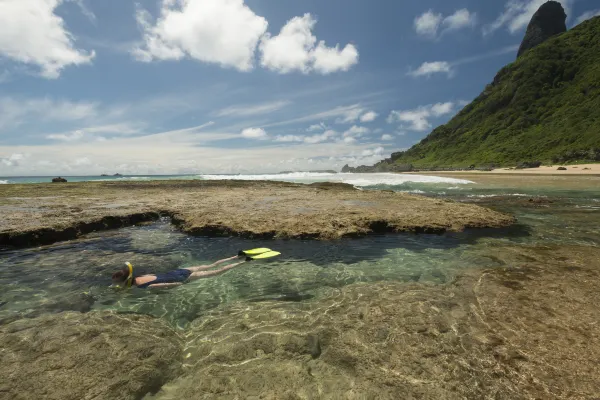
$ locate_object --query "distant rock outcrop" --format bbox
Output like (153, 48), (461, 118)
(517, 1), (567, 58)
(51, 177), (67, 183)
(341, 162), (413, 173)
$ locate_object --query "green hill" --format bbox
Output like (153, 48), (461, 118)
(384, 16), (600, 169)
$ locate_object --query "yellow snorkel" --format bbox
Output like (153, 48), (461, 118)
(124, 262), (134, 288)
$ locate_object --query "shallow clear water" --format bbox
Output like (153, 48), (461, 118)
(1, 175), (599, 331)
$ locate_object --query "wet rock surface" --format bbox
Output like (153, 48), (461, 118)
(0, 180), (515, 247)
(0, 311), (182, 400)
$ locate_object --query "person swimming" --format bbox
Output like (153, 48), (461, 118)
(111, 255), (249, 289)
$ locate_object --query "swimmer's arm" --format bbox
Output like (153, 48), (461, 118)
(146, 283), (184, 289)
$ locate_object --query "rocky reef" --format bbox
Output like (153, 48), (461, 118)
(0, 180), (515, 247)
(517, 1), (567, 58)
(0, 311), (182, 400)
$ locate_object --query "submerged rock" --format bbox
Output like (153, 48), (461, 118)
(517, 1), (567, 58)
(0, 311), (182, 400)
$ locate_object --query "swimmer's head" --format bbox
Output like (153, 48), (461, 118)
(112, 262), (133, 286)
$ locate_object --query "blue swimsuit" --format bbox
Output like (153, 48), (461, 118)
(136, 269), (192, 289)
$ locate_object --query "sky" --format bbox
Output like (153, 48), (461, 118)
(1, 0), (599, 176)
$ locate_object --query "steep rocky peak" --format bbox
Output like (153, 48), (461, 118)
(517, 1), (567, 58)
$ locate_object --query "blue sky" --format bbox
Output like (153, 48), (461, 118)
(1, 0), (599, 176)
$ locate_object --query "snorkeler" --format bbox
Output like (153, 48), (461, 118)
(111, 248), (280, 289)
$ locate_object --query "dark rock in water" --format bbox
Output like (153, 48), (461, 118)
(0, 311), (182, 400)
(517, 1), (567, 58)
(557, 166), (568, 170)
(341, 162), (413, 173)
(526, 197), (554, 206)
(307, 334), (322, 359)
(51, 177), (67, 183)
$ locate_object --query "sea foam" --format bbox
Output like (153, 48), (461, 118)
(0, 180), (8, 184)
(198, 172), (473, 187)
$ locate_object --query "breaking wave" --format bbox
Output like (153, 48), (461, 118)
(197, 172), (473, 187)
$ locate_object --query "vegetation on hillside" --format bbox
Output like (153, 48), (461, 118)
(386, 17), (600, 168)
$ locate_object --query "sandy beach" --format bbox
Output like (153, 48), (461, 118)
(408, 163), (600, 175)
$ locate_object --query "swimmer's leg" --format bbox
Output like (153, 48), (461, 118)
(189, 260), (247, 279)
(185, 256), (239, 272)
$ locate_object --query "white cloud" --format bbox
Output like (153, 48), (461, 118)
(45, 123), (146, 142)
(415, 9), (476, 39)
(0, 135), (385, 175)
(359, 111), (378, 123)
(343, 137), (357, 144)
(215, 100), (291, 117)
(387, 102), (455, 131)
(133, 4), (357, 74)
(274, 135), (302, 143)
(73, 156), (92, 166)
(0, 0), (95, 79)
(0, 97), (98, 130)
(304, 129), (337, 144)
(430, 102), (454, 116)
(443, 9), (477, 31)
(72, 0), (96, 23)
(409, 61), (453, 78)
(575, 9), (600, 25)
(259, 14), (358, 74)
(262, 104), (369, 128)
(410, 44), (519, 79)
(306, 123), (327, 132)
(47, 130), (85, 142)
(415, 10), (443, 38)
(381, 134), (393, 141)
(274, 129), (337, 144)
(484, 0), (572, 35)
(0, 153), (25, 167)
(361, 147), (384, 157)
(241, 127), (267, 139)
(133, 0), (268, 71)
(311, 40), (359, 74)
(335, 105), (366, 124)
(343, 125), (370, 138)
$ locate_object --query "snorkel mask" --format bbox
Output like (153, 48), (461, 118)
(123, 262), (134, 288)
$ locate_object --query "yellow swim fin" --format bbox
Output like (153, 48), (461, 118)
(247, 251), (281, 260)
(238, 248), (271, 256)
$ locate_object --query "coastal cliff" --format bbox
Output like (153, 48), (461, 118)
(354, 7), (600, 171)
